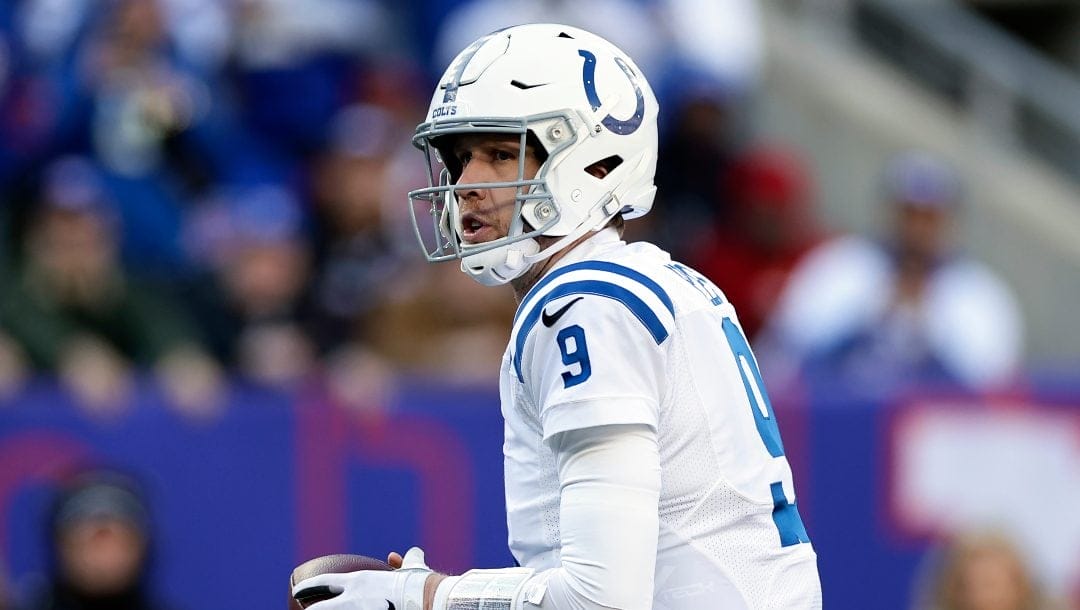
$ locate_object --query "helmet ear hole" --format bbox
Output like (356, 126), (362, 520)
(585, 155), (624, 179)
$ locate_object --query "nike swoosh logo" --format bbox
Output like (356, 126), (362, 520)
(541, 296), (584, 327)
(511, 80), (549, 90)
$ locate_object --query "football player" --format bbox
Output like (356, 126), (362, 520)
(294, 23), (822, 610)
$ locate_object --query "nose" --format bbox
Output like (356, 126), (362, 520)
(454, 160), (490, 201)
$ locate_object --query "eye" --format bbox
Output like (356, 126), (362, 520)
(493, 149), (515, 162)
(456, 151), (472, 166)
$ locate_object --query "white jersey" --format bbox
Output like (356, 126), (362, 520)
(501, 230), (821, 609)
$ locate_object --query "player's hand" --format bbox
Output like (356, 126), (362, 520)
(292, 546), (433, 610)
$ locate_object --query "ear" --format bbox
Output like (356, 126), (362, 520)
(586, 163), (610, 179)
(585, 155), (623, 179)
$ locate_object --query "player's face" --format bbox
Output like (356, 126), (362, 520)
(452, 134), (542, 245)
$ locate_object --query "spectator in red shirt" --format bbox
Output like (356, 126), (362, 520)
(688, 143), (823, 340)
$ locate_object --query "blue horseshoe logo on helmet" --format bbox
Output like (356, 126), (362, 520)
(578, 49), (645, 135)
(578, 49), (643, 135)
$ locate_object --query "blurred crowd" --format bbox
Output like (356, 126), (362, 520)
(0, 0), (1026, 423)
(0, 0), (767, 418)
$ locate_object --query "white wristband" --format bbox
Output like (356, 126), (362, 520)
(396, 565), (432, 610)
(432, 575), (461, 610)
(432, 568), (536, 610)
(395, 546), (437, 610)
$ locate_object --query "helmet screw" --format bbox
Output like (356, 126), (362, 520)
(548, 125), (564, 140)
(537, 204), (553, 219)
(594, 125), (602, 134)
(571, 189), (582, 202)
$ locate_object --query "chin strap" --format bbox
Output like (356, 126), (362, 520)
(459, 194), (621, 287)
(455, 185), (626, 285)
(460, 238), (541, 286)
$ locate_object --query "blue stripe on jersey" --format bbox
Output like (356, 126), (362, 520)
(513, 279), (670, 382)
(771, 482), (811, 547)
(515, 261), (675, 328)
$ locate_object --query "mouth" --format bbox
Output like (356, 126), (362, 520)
(460, 212), (496, 244)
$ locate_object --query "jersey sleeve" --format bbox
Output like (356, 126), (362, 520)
(516, 290), (670, 441)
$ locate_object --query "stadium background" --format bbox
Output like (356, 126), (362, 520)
(0, 1), (1077, 609)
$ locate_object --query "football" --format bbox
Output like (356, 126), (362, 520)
(289, 554), (394, 609)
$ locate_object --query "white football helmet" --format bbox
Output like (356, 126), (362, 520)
(407, 23), (659, 286)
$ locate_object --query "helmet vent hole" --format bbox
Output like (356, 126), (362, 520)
(557, 32), (575, 39)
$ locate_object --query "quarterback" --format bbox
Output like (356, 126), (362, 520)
(294, 24), (822, 609)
